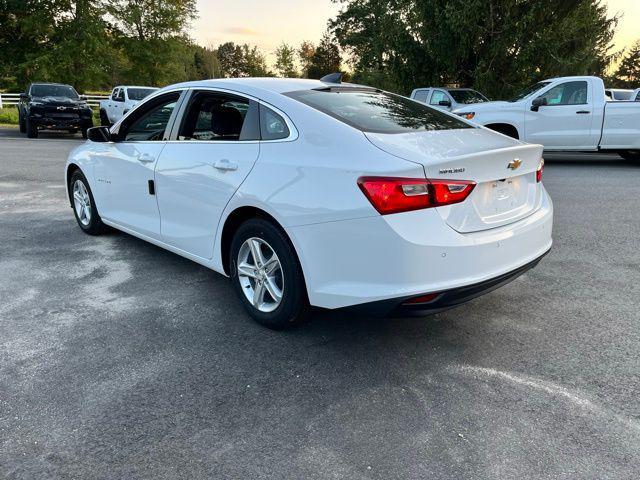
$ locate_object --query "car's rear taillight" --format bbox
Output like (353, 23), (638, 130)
(536, 159), (544, 183)
(357, 177), (476, 215)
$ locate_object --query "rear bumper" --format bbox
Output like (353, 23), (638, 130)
(286, 187), (553, 310)
(347, 250), (549, 317)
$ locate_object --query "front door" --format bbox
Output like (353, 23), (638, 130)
(524, 80), (596, 150)
(155, 90), (261, 259)
(93, 91), (182, 239)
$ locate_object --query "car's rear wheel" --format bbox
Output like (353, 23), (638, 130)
(69, 170), (105, 235)
(620, 150), (640, 162)
(26, 117), (38, 138)
(230, 218), (309, 329)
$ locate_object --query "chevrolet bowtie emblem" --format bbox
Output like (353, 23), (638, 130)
(507, 158), (522, 170)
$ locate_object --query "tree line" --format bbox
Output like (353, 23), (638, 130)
(330, 0), (639, 97)
(1, 0), (638, 98)
(0, 0), (342, 92)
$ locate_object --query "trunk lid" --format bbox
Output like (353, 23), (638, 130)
(365, 128), (544, 233)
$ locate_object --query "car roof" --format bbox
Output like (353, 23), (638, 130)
(30, 82), (73, 87)
(115, 85), (159, 89)
(162, 77), (367, 96)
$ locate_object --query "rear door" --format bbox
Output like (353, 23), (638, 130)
(524, 80), (598, 149)
(154, 89), (261, 259)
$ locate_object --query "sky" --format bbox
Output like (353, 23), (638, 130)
(192, 0), (639, 66)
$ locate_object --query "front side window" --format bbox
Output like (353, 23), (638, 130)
(116, 89), (125, 102)
(30, 84), (78, 99)
(285, 88), (471, 134)
(178, 92), (258, 141)
(636, 91), (640, 102)
(121, 94), (179, 141)
(260, 105), (290, 140)
(111, 88), (120, 101)
(538, 81), (587, 106)
(429, 90), (448, 105)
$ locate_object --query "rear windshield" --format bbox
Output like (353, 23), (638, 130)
(449, 89), (489, 104)
(128, 88), (157, 101)
(30, 84), (78, 99)
(285, 88), (472, 134)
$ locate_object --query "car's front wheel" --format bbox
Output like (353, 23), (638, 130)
(230, 218), (309, 329)
(69, 170), (105, 235)
(26, 117), (37, 138)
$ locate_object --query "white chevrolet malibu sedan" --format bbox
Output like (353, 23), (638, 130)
(65, 77), (553, 329)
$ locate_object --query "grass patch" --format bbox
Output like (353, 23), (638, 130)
(0, 107), (100, 126)
(0, 107), (19, 125)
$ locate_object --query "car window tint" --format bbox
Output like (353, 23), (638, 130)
(538, 81), (588, 106)
(412, 90), (429, 103)
(111, 88), (119, 100)
(123, 97), (177, 141)
(429, 90), (448, 105)
(179, 93), (252, 141)
(116, 89), (125, 101)
(636, 92), (640, 101)
(285, 88), (471, 134)
(260, 106), (289, 140)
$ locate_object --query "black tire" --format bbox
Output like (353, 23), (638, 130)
(69, 170), (105, 235)
(100, 109), (110, 127)
(19, 112), (26, 133)
(81, 127), (88, 139)
(68, 128), (78, 135)
(230, 218), (309, 329)
(26, 117), (38, 138)
(620, 150), (640, 162)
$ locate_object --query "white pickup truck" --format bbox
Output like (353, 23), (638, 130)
(99, 86), (158, 126)
(453, 76), (640, 161)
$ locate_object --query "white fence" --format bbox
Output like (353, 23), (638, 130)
(0, 93), (108, 109)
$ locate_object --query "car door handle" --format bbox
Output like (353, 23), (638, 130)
(137, 153), (155, 164)
(576, 110), (590, 114)
(212, 159), (238, 171)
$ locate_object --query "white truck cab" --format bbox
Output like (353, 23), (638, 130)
(100, 86), (158, 126)
(453, 76), (640, 160)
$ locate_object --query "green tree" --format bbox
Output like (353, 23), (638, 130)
(307, 34), (341, 79)
(330, 0), (619, 98)
(297, 41), (315, 78)
(274, 43), (298, 77)
(614, 40), (640, 88)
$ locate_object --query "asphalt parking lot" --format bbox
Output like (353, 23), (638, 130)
(1, 126), (639, 479)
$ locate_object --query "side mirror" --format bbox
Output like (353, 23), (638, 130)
(531, 97), (547, 111)
(20, 93), (30, 101)
(438, 100), (452, 108)
(87, 126), (111, 142)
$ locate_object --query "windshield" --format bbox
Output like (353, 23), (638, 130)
(285, 88), (472, 134)
(449, 89), (489, 104)
(128, 88), (157, 101)
(30, 84), (78, 99)
(508, 82), (551, 102)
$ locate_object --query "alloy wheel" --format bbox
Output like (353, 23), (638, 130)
(73, 180), (92, 226)
(237, 237), (284, 313)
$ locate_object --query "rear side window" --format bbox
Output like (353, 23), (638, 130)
(178, 91), (259, 141)
(412, 90), (429, 103)
(260, 105), (290, 140)
(285, 88), (471, 134)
